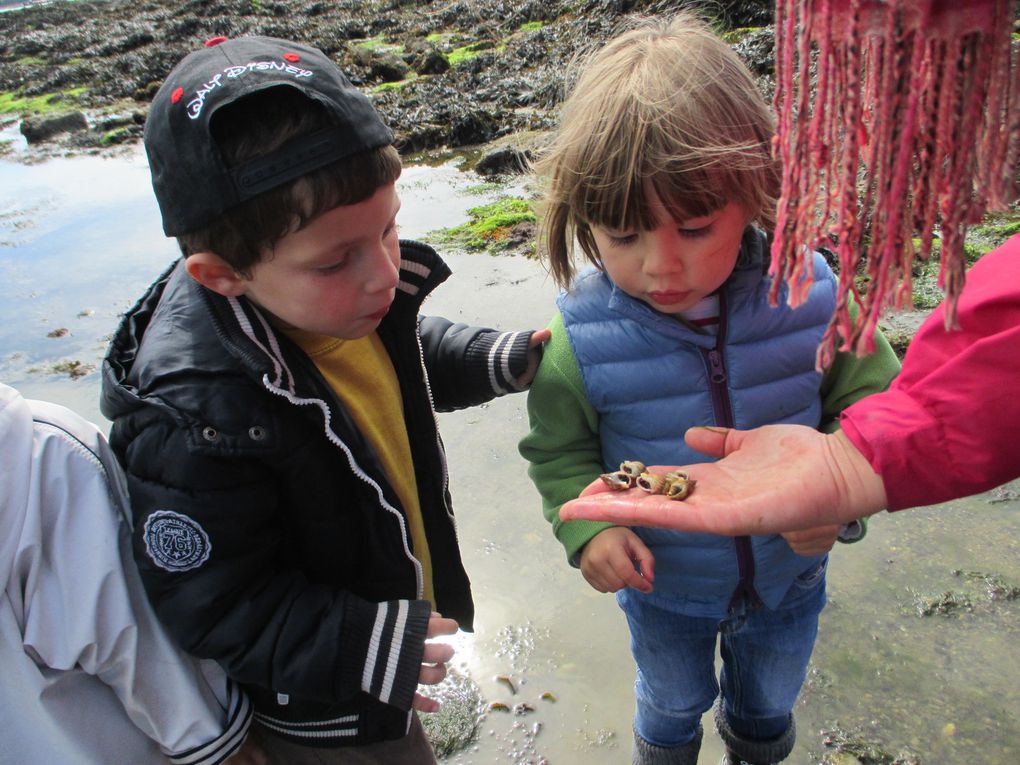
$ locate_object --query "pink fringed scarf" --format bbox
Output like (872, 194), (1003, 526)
(770, 0), (1019, 366)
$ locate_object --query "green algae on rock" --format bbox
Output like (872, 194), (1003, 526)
(423, 197), (536, 255)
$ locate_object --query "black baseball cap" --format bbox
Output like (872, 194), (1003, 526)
(144, 35), (394, 236)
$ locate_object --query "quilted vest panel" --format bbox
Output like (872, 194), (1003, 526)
(558, 234), (836, 615)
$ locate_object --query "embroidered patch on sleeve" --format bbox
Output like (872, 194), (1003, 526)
(143, 510), (212, 572)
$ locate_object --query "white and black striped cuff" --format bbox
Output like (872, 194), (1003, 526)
(165, 680), (253, 765)
(476, 330), (533, 394)
(361, 599), (431, 709)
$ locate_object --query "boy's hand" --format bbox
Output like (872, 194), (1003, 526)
(516, 329), (552, 387)
(781, 524), (841, 556)
(412, 612), (458, 713)
(579, 527), (655, 594)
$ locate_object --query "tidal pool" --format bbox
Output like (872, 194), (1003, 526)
(2, 139), (1017, 765)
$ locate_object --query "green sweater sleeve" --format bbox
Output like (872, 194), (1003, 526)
(818, 295), (902, 433)
(818, 294), (902, 542)
(518, 312), (613, 564)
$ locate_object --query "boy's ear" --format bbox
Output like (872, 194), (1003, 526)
(184, 251), (248, 297)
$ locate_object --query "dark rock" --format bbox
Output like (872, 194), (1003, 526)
(94, 27), (155, 56)
(474, 131), (550, 174)
(94, 111), (138, 132)
(133, 80), (162, 102)
(475, 146), (531, 176)
(20, 111), (88, 143)
(405, 44), (450, 76)
(395, 123), (447, 154)
(457, 51), (495, 76)
(449, 108), (502, 147)
(99, 123), (142, 144)
(716, 0), (774, 28)
(730, 26), (775, 78)
(347, 45), (409, 83)
(369, 53), (409, 83)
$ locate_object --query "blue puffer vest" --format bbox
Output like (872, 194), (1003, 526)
(558, 228), (836, 616)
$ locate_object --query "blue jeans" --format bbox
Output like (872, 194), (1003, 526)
(618, 559), (827, 748)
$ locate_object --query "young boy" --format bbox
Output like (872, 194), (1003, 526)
(0, 383), (257, 765)
(100, 36), (547, 763)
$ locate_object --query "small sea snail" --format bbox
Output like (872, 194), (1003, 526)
(599, 470), (634, 490)
(599, 462), (696, 501)
(619, 460), (646, 477)
(636, 472), (668, 494)
(665, 476), (696, 500)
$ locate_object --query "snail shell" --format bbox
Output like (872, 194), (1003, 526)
(600, 470), (634, 490)
(636, 472), (668, 494)
(665, 476), (696, 500)
(608, 461), (698, 499)
(619, 460), (646, 477)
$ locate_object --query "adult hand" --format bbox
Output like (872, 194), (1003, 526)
(559, 425), (887, 536)
(412, 613), (458, 713)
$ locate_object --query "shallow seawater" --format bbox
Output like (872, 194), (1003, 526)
(3, 140), (1019, 765)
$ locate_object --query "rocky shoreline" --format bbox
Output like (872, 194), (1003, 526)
(0, 0), (774, 162)
(2, 0), (1015, 350)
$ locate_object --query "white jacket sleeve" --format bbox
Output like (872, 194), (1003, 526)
(0, 387), (251, 765)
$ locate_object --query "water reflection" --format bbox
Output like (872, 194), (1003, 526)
(0, 139), (524, 419)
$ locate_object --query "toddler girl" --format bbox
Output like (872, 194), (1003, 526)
(519, 13), (900, 765)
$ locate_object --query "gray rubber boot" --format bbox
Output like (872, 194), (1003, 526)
(713, 699), (795, 765)
(632, 724), (702, 765)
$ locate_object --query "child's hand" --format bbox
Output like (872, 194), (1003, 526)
(781, 524), (841, 556)
(516, 329), (552, 387)
(412, 612), (459, 713)
(579, 527), (655, 594)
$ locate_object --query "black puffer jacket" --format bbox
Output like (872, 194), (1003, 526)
(100, 240), (533, 746)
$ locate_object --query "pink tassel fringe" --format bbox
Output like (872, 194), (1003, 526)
(770, 0), (1019, 367)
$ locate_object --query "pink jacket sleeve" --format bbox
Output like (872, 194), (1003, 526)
(839, 234), (1020, 511)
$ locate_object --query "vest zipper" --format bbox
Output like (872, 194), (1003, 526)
(699, 292), (763, 611)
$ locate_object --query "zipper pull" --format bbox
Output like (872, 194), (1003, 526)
(708, 350), (726, 384)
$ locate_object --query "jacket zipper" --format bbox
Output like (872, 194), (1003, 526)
(414, 319), (452, 519)
(253, 308), (428, 602)
(699, 292), (763, 611)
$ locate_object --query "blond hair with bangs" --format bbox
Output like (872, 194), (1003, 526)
(535, 12), (780, 289)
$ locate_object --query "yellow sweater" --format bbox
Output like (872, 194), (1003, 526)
(282, 329), (434, 607)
